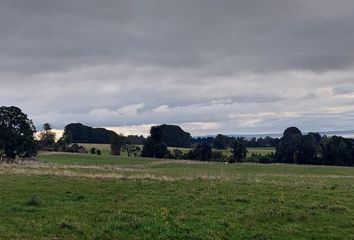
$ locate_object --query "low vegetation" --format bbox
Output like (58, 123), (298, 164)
(0, 152), (353, 239)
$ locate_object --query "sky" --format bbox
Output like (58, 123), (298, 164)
(1, 0), (354, 136)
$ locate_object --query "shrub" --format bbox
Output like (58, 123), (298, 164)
(90, 147), (96, 154)
(27, 194), (45, 207)
(211, 151), (227, 162)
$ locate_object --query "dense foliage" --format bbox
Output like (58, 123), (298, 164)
(110, 135), (127, 156)
(156, 124), (193, 147)
(275, 127), (354, 166)
(126, 135), (146, 145)
(0, 106), (37, 160)
(184, 142), (212, 161)
(230, 140), (247, 163)
(213, 134), (235, 149)
(141, 126), (168, 158)
(38, 123), (56, 151)
(63, 123), (117, 144)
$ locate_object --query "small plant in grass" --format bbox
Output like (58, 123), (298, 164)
(96, 149), (102, 155)
(59, 220), (75, 230)
(27, 194), (45, 207)
(75, 195), (85, 201)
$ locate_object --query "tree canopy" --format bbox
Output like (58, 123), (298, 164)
(213, 134), (235, 149)
(0, 106), (37, 159)
(38, 123), (56, 150)
(63, 123), (117, 144)
(156, 124), (193, 147)
(230, 140), (247, 163)
(141, 126), (168, 158)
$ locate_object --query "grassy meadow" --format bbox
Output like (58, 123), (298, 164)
(0, 152), (353, 239)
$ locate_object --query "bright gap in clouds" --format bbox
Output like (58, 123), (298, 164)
(21, 67), (354, 136)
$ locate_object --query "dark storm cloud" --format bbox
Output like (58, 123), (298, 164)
(1, 0), (354, 135)
(2, 0), (354, 73)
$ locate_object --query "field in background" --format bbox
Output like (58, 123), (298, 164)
(0, 152), (353, 239)
(79, 143), (275, 158)
(79, 143), (112, 155)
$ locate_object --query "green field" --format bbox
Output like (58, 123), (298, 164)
(0, 152), (353, 239)
(79, 143), (112, 156)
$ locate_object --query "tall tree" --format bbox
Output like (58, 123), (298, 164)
(185, 143), (212, 161)
(213, 134), (234, 149)
(0, 106), (37, 159)
(299, 133), (320, 164)
(150, 124), (192, 147)
(141, 126), (168, 158)
(320, 136), (354, 166)
(110, 135), (126, 156)
(276, 127), (303, 164)
(63, 123), (117, 144)
(38, 123), (56, 150)
(230, 140), (247, 163)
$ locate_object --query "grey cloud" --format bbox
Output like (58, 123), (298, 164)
(1, 0), (354, 135)
(1, 0), (354, 73)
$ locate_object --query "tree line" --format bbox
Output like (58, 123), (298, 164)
(140, 126), (354, 166)
(1, 106), (354, 167)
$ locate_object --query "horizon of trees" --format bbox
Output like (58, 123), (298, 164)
(1, 106), (354, 167)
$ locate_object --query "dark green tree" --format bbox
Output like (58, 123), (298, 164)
(110, 135), (126, 156)
(172, 149), (184, 159)
(90, 147), (97, 154)
(230, 140), (247, 163)
(56, 136), (70, 152)
(211, 151), (226, 162)
(38, 123), (56, 150)
(185, 143), (212, 161)
(213, 134), (231, 149)
(149, 124), (192, 147)
(141, 126), (168, 158)
(63, 123), (117, 144)
(141, 138), (168, 159)
(299, 133), (320, 164)
(0, 106), (37, 159)
(276, 127), (303, 164)
(96, 149), (102, 155)
(320, 136), (353, 166)
(122, 144), (141, 157)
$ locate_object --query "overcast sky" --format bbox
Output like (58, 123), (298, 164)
(1, 0), (354, 136)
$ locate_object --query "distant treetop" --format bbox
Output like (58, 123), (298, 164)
(63, 123), (117, 144)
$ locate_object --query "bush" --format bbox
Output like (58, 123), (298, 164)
(27, 194), (45, 207)
(66, 144), (88, 154)
(211, 151), (227, 162)
(96, 149), (102, 155)
(172, 149), (183, 159)
(184, 143), (212, 161)
(246, 153), (276, 164)
(90, 147), (96, 154)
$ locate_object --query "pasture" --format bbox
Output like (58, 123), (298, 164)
(0, 152), (353, 239)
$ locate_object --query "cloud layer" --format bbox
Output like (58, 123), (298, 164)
(1, 0), (354, 135)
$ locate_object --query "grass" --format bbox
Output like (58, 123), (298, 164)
(0, 153), (353, 239)
(38, 152), (149, 166)
(78, 143), (112, 156)
(246, 147), (276, 155)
